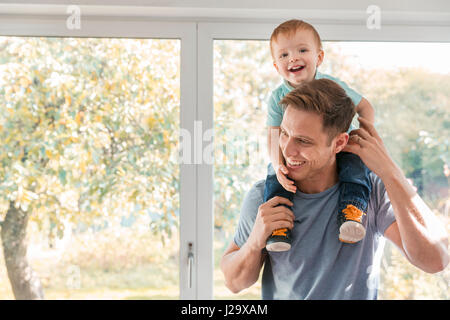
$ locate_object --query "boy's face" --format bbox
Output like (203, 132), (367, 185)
(272, 29), (324, 87)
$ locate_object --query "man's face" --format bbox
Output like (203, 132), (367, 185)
(272, 29), (324, 87)
(279, 106), (345, 186)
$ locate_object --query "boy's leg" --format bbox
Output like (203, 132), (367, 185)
(264, 163), (294, 252)
(264, 163), (294, 204)
(336, 152), (372, 243)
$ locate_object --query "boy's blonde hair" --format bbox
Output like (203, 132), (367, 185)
(270, 19), (323, 58)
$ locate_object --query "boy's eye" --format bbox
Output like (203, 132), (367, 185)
(300, 49), (307, 53)
(280, 53), (288, 58)
(280, 130), (287, 136)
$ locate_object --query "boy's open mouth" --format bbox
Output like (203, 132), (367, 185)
(288, 65), (305, 73)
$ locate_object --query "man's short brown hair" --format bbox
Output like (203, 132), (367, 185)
(270, 19), (323, 58)
(279, 78), (355, 142)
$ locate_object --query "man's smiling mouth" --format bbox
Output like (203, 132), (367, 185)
(287, 160), (306, 168)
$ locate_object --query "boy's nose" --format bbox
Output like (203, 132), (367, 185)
(289, 52), (300, 62)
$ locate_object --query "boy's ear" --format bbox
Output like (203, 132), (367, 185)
(273, 62), (279, 72)
(316, 50), (324, 68)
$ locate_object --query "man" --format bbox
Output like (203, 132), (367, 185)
(220, 79), (449, 299)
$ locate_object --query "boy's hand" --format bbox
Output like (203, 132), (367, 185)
(276, 164), (297, 193)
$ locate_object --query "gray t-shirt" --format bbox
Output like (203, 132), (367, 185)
(233, 174), (396, 300)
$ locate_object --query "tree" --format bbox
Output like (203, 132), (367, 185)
(213, 40), (279, 233)
(0, 37), (180, 299)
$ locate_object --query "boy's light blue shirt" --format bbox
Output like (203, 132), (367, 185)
(266, 71), (363, 128)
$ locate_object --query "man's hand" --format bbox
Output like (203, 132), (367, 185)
(276, 164), (297, 193)
(343, 119), (449, 273)
(342, 117), (397, 180)
(247, 196), (295, 251)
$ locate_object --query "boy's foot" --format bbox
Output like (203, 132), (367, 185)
(338, 204), (366, 243)
(266, 228), (292, 252)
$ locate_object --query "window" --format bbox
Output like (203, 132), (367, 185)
(0, 13), (448, 300)
(320, 41), (450, 299)
(213, 39), (450, 299)
(0, 36), (181, 299)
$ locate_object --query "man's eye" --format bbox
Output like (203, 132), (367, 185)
(297, 139), (310, 144)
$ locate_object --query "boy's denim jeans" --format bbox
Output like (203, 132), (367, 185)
(263, 152), (372, 215)
(336, 152), (372, 214)
(264, 163), (294, 208)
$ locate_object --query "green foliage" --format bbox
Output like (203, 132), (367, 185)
(213, 40), (279, 232)
(0, 37), (180, 235)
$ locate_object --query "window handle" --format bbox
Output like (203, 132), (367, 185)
(187, 242), (194, 289)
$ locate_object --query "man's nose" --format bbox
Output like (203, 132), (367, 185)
(283, 137), (298, 158)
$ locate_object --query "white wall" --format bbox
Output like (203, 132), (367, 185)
(0, 0), (449, 25)
(1, 0), (449, 12)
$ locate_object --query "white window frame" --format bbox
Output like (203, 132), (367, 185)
(1, 7), (449, 300)
(0, 15), (199, 299)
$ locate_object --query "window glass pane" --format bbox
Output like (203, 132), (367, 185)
(321, 41), (450, 300)
(0, 37), (180, 299)
(213, 40), (278, 299)
(213, 39), (449, 300)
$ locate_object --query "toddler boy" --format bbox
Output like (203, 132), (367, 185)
(265, 19), (374, 251)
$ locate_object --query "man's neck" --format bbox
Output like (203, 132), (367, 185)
(295, 162), (339, 194)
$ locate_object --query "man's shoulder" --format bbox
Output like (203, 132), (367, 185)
(233, 180), (266, 248)
(247, 179), (266, 201)
(369, 173), (386, 193)
(368, 172), (389, 207)
(242, 180), (265, 209)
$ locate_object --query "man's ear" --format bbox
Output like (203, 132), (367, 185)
(334, 132), (349, 154)
(316, 50), (324, 68)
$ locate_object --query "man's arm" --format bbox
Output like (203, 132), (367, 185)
(220, 241), (266, 294)
(343, 117), (449, 273)
(381, 177), (449, 273)
(221, 196), (294, 293)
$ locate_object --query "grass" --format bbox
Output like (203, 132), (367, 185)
(1, 220), (448, 300)
(0, 223), (260, 300)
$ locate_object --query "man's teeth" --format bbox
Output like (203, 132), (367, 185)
(289, 161), (305, 166)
